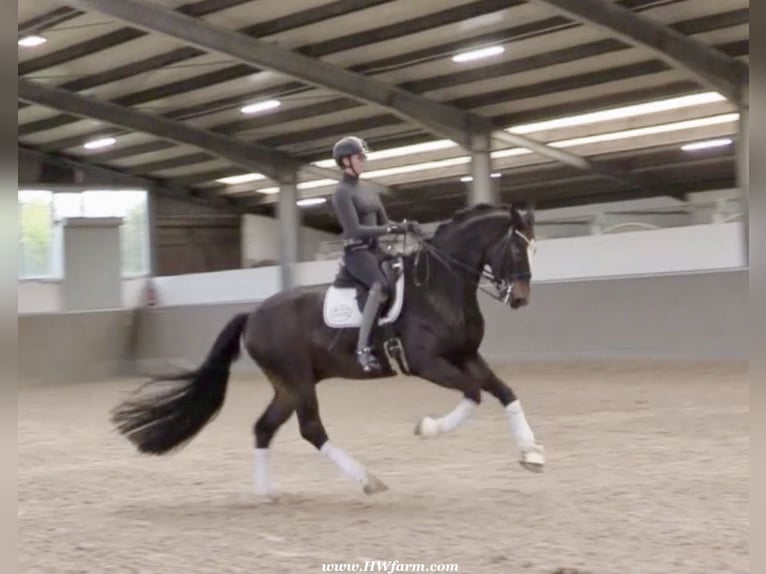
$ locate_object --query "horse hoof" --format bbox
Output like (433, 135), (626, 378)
(519, 444), (545, 473)
(414, 416), (439, 438)
(363, 474), (389, 495)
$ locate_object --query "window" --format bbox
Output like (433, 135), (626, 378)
(18, 189), (151, 278)
(18, 190), (54, 278)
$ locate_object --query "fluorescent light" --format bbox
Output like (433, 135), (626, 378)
(365, 140), (457, 161)
(252, 179), (338, 194)
(362, 156), (471, 179)
(461, 173), (501, 182)
(452, 45), (504, 63)
(491, 148), (533, 159)
(83, 137), (116, 150)
(240, 99), (281, 114)
(312, 139), (457, 168)
(216, 173), (266, 185)
(508, 92), (726, 135)
(18, 35), (47, 47)
(298, 179), (337, 190)
(297, 197), (327, 207)
(549, 113), (739, 148)
(681, 138), (733, 151)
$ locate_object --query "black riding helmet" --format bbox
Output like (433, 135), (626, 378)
(332, 136), (369, 168)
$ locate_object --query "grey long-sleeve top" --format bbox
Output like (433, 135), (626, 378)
(331, 173), (391, 240)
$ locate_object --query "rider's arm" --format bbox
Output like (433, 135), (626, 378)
(375, 198), (391, 226)
(332, 187), (390, 239)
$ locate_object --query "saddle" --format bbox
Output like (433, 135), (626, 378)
(322, 252), (410, 376)
(322, 256), (405, 329)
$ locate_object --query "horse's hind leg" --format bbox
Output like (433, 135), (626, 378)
(253, 385), (295, 497)
(295, 383), (388, 495)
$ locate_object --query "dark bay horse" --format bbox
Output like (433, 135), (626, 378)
(112, 202), (545, 496)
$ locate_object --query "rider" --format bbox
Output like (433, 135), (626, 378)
(330, 135), (409, 373)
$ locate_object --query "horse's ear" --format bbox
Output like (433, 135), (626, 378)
(510, 201), (531, 227)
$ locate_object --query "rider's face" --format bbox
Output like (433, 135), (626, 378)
(345, 153), (366, 174)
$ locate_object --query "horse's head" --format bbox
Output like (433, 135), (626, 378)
(427, 201), (536, 309)
(485, 202), (536, 309)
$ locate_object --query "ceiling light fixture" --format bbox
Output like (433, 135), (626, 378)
(452, 45), (505, 63)
(312, 140), (457, 168)
(297, 197), (327, 207)
(216, 173), (266, 185)
(681, 138), (734, 151)
(549, 113), (739, 148)
(461, 173), (501, 182)
(83, 137), (116, 150)
(18, 35), (47, 47)
(240, 99), (281, 114)
(362, 156), (471, 179)
(508, 92), (726, 134)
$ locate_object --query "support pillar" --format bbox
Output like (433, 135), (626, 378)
(736, 104), (749, 265)
(277, 172), (299, 291)
(468, 132), (497, 205)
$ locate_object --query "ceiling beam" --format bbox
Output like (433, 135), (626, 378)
(18, 79), (375, 192)
(61, 0), (480, 147)
(58, 0), (659, 195)
(19, 79), (297, 182)
(18, 145), (246, 214)
(19, 7), (82, 35)
(531, 0), (748, 105)
(490, 130), (664, 191)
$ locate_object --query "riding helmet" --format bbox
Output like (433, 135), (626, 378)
(332, 136), (369, 167)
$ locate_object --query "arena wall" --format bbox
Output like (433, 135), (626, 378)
(18, 222), (747, 384)
(18, 309), (138, 385)
(128, 269), (746, 378)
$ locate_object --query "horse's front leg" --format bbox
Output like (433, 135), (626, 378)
(462, 353), (545, 473)
(409, 356), (482, 438)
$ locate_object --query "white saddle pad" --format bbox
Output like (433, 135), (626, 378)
(323, 274), (405, 329)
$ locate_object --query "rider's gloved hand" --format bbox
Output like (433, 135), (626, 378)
(386, 222), (407, 234)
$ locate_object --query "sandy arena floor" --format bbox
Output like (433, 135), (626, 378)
(18, 360), (748, 574)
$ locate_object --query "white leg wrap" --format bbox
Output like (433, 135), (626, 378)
(505, 400), (536, 449)
(254, 448), (272, 496)
(320, 442), (368, 485)
(437, 398), (477, 433)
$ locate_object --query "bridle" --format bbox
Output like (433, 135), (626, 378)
(405, 223), (536, 304)
(490, 227), (535, 304)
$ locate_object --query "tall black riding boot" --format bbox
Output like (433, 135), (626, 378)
(356, 283), (387, 372)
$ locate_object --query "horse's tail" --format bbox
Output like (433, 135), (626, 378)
(111, 312), (250, 455)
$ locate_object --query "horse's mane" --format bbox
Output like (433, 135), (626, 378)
(428, 203), (509, 244)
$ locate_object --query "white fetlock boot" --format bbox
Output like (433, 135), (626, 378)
(506, 400), (545, 473)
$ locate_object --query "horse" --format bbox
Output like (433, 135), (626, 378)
(111, 201), (545, 496)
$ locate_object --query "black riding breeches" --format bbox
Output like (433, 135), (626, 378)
(343, 247), (392, 299)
